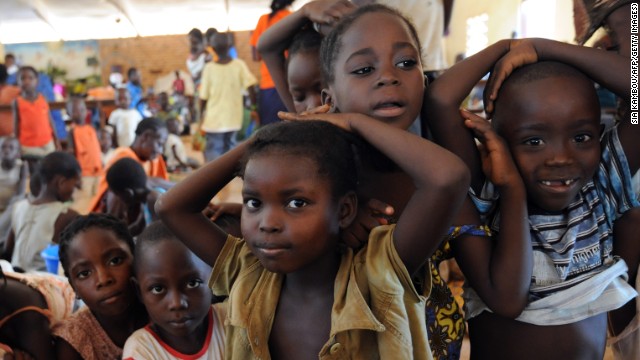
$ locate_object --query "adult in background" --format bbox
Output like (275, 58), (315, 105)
(250, 0), (295, 126)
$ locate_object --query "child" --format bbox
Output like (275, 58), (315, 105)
(53, 213), (148, 360)
(108, 87), (143, 148)
(1, 151), (81, 272)
(67, 95), (103, 197)
(12, 66), (60, 173)
(0, 136), (27, 241)
(98, 126), (116, 165)
(164, 117), (200, 173)
(89, 117), (170, 212)
(0, 263), (75, 359)
(126, 68), (146, 117)
(425, 38), (639, 359)
(257, 0), (355, 113)
(122, 221), (226, 359)
(158, 108), (468, 360)
(199, 32), (258, 163)
(104, 158), (160, 236)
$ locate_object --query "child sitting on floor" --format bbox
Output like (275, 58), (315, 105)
(53, 213), (148, 360)
(122, 221), (226, 359)
(425, 37), (639, 359)
(157, 116), (468, 359)
(2, 152), (80, 272)
(164, 117), (199, 173)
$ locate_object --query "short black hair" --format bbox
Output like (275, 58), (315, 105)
(493, 61), (597, 130)
(270, 0), (295, 18)
(106, 158), (147, 193)
(205, 27), (218, 41)
(18, 66), (38, 79)
(59, 213), (134, 278)
(29, 167), (42, 197)
(188, 28), (203, 40)
(135, 117), (167, 136)
(289, 28), (322, 58)
(37, 151), (81, 184)
(320, 4), (421, 85)
(241, 121), (358, 197)
(127, 67), (138, 79)
(133, 220), (178, 275)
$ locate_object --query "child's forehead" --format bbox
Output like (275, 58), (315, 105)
(343, 11), (417, 47)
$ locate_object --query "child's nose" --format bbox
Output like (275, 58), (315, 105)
(258, 208), (282, 233)
(376, 69), (400, 87)
(95, 268), (114, 288)
(545, 145), (575, 166)
(168, 291), (188, 310)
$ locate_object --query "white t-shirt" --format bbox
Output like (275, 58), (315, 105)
(122, 304), (226, 360)
(108, 108), (143, 147)
(163, 133), (187, 170)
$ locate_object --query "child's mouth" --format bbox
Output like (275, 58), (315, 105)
(372, 102), (404, 117)
(539, 178), (578, 191)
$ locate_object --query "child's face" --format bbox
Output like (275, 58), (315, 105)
(288, 51), (323, 113)
(241, 154), (346, 274)
(66, 228), (135, 317)
(495, 77), (601, 212)
(98, 130), (113, 152)
(327, 11), (424, 130)
(57, 173), (82, 202)
(1, 138), (19, 161)
(138, 128), (168, 161)
(135, 239), (212, 343)
(116, 90), (131, 108)
(167, 119), (180, 135)
(18, 69), (38, 92)
(70, 99), (87, 124)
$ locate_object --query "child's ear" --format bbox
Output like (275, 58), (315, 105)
(338, 191), (358, 229)
(123, 188), (136, 202)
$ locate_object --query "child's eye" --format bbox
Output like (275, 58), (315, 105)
(187, 279), (203, 289)
(244, 198), (261, 209)
(573, 134), (592, 143)
(523, 137), (544, 146)
(396, 59), (417, 69)
(108, 256), (123, 266)
(352, 66), (373, 75)
(286, 199), (308, 209)
(76, 270), (90, 279)
(150, 285), (165, 295)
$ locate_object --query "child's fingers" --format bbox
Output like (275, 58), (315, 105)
(366, 198), (395, 217)
(300, 104), (330, 116)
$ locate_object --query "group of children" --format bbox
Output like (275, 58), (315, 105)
(0, 1), (638, 359)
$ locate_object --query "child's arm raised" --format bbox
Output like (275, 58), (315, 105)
(485, 38), (637, 173)
(424, 39), (511, 192)
(257, 0), (355, 112)
(280, 111), (470, 275)
(155, 141), (248, 267)
(456, 109), (532, 317)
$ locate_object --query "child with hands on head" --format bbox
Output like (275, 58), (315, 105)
(425, 37), (639, 359)
(122, 221), (225, 360)
(158, 119), (468, 360)
(53, 213), (148, 360)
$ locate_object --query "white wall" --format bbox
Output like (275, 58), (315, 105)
(444, 0), (576, 66)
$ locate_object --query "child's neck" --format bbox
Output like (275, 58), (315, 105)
(31, 187), (60, 205)
(283, 250), (341, 295)
(21, 90), (37, 100)
(93, 302), (147, 348)
(216, 54), (232, 64)
(153, 313), (209, 355)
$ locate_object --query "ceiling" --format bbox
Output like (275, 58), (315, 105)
(0, 0), (310, 44)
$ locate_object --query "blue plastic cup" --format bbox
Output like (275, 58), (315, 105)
(40, 244), (60, 274)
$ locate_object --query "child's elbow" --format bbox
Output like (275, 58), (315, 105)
(154, 194), (170, 219)
(438, 158), (471, 195)
(492, 300), (527, 320)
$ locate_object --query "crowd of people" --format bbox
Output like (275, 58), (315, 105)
(0, 0), (638, 359)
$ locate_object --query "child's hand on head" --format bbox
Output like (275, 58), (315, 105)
(342, 198), (394, 248)
(303, 0), (356, 34)
(461, 109), (522, 189)
(484, 39), (540, 117)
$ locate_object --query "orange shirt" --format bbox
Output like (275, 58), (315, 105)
(71, 124), (103, 176)
(0, 85), (20, 136)
(16, 95), (53, 147)
(88, 146), (168, 212)
(250, 9), (291, 89)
